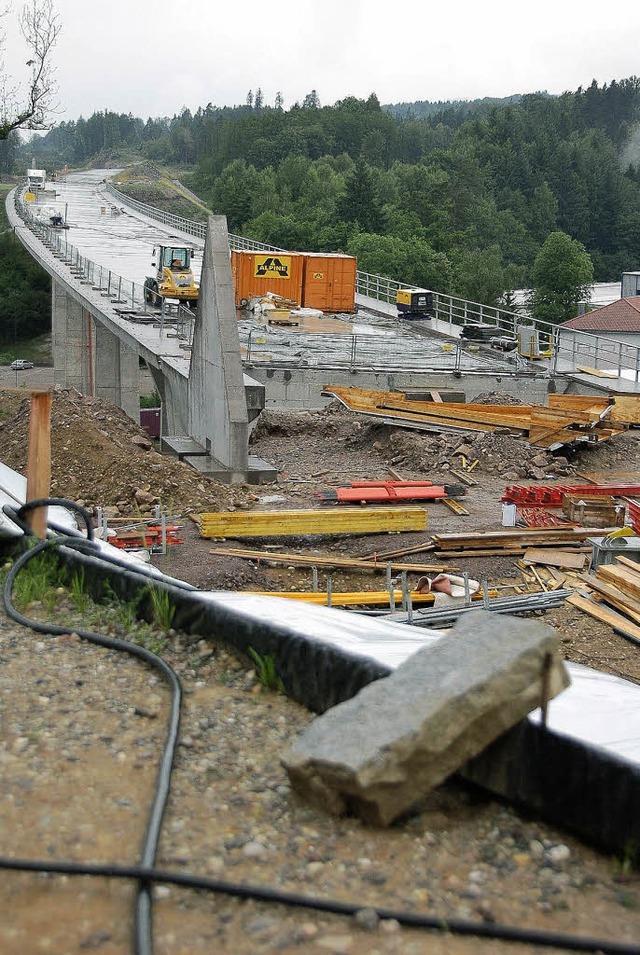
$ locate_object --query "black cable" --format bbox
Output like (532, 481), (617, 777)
(0, 857), (637, 955)
(1, 500), (637, 955)
(8, 496), (95, 539)
(2, 528), (182, 955)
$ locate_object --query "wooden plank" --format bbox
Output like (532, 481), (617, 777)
(360, 541), (436, 560)
(547, 395), (611, 412)
(25, 391), (52, 540)
(435, 548), (525, 558)
(597, 564), (640, 602)
(197, 506), (428, 539)
(430, 390), (443, 402)
(324, 384), (627, 449)
(567, 592), (640, 640)
(440, 498), (470, 516)
(386, 466), (406, 481)
(580, 574), (640, 624)
(576, 366), (618, 378)
(207, 547), (456, 573)
(522, 548), (586, 570)
(615, 555), (640, 575)
(449, 469), (479, 487)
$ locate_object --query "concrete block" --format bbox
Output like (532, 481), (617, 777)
(282, 611), (570, 826)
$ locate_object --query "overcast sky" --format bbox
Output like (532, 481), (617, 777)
(5, 0), (640, 123)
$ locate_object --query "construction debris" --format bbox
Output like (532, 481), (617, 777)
(282, 611), (570, 825)
(322, 385), (635, 450)
(517, 507), (575, 528)
(109, 524), (184, 551)
(568, 554), (640, 644)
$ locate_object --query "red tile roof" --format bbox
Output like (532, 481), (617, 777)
(561, 298), (640, 332)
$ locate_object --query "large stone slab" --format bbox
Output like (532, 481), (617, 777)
(282, 611), (570, 825)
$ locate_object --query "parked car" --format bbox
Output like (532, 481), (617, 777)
(10, 359), (34, 370)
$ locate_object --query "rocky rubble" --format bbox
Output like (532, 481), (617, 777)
(378, 429), (578, 482)
(0, 387), (250, 517)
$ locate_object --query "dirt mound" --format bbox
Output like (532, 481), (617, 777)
(250, 403), (354, 442)
(0, 387), (250, 517)
(115, 161), (164, 183)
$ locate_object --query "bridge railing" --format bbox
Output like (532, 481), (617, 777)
(105, 182), (207, 240)
(14, 191), (195, 344)
(20, 180), (640, 382)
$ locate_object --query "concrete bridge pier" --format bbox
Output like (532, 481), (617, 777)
(93, 323), (140, 421)
(52, 280), (140, 419)
(52, 281), (92, 394)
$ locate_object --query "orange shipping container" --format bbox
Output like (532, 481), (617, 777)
(302, 253), (357, 313)
(231, 250), (304, 307)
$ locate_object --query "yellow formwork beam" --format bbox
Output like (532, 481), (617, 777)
(245, 589), (436, 606)
(197, 506), (427, 539)
(245, 589), (497, 607)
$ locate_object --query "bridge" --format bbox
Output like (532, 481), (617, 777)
(7, 169), (640, 482)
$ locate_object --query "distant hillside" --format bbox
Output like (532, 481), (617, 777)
(384, 93), (546, 120)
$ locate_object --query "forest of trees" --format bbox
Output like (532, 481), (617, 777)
(12, 77), (640, 317)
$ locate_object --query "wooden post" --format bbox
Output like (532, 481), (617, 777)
(25, 391), (52, 540)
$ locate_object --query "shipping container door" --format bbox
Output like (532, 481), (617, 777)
(303, 255), (356, 312)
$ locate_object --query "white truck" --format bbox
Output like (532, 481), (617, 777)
(27, 168), (46, 191)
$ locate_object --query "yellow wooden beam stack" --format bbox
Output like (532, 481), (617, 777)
(196, 506), (428, 539)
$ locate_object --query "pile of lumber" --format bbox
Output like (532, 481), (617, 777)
(322, 386), (640, 450)
(430, 526), (613, 558)
(195, 506), (427, 539)
(568, 556), (640, 644)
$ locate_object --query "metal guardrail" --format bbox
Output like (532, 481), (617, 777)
(105, 181), (285, 253)
(19, 179), (640, 383)
(14, 189), (195, 345)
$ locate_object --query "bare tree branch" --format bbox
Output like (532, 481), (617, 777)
(0, 0), (61, 140)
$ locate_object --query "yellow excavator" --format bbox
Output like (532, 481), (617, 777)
(144, 244), (199, 308)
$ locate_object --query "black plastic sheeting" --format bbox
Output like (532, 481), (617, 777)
(462, 717), (640, 864)
(5, 533), (640, 865)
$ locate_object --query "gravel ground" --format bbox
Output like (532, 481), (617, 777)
(2, 400), (640, 953)
(1, 571), (640, 955)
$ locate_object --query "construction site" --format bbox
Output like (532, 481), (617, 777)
(2, 176), (640, 954)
